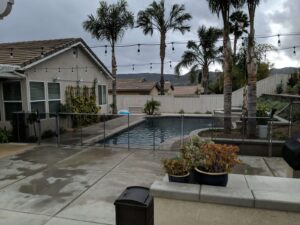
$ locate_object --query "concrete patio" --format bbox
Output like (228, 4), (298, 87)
(0, 144), (293, 225)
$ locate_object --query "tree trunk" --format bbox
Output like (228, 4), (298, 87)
(223, 19), (233, 133)
(247, 3), (257, 138)
(233, 35), (238, 62)
(160, 32), (166, 95)
(111, 42), (118, 114)
(202, 62), (209, 94)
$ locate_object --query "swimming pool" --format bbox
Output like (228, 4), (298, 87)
(102, 116), (214, 147)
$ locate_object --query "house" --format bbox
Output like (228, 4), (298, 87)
(173, 85), (203, 97)
(108, 78), (174, 96)
(0, 38), (113, 130)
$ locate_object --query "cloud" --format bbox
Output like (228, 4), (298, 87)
(0, 0), (296, 74)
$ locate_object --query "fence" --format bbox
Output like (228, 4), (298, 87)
(109, 74), (290, 114)
(9, 101), (299, 156)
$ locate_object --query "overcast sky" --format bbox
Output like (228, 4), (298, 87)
(0, 0), (299, 74)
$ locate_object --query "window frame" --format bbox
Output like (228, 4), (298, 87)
(2, 81), (22, 121)
(29, 81), (46, 115)
(98, 85), (107, 105)
(47, 82), (61, 114)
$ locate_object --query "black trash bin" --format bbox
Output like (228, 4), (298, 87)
(114, 186), (154, 225)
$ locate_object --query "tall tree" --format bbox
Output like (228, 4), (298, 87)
(175, 26), (222, 94)
(246, 0), (261, 137)
(230, 10), (249, 60)
(207, 0), (244, 132)
(137, 0), (192, 95)
(83, 0), (134, 114)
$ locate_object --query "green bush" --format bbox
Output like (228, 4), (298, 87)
(0, 129), (10, 143)
(144, 99), (160, 115)
(276, 81), (283, 94)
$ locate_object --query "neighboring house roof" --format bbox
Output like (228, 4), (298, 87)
(0, 38), (113, 80)
(108, 78), (159, 93)
(173, 85), (201, 97)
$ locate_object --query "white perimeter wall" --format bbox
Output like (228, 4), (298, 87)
(109, 74), (290, 114)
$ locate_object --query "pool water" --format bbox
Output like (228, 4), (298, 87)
(102, 116), (214, 147)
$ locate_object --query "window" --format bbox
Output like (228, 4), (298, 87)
(3, 82), (22, 120)
(98, 85), (107, 105)
(30, 82), (45, 118)
(48, 83), (61, 113)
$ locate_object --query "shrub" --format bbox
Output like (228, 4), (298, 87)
(162, 157), (191, 176)
(0, 129), (10, 143)
(195, 143), (240, 173)
(276, 81), (283, 94)
(287, 73), (299, 88)
(144, 99), (160, 115)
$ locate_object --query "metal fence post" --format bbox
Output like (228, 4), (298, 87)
(103, 114), (106, 148)
(37, 112), (41, 145)
(268, 120), (273, 157)
(56, 113), (60, 147)
(80, 114), (83, 146)
(127, 114), (130, 150)
(289, 102), (293, 138)
(16, 113), (20, 142)
(180, 114), (184, 147)
(153, 125), (155, 151)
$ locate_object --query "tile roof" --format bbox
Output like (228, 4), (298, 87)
(0, 38), (112, 78)
(109, 78), (158, 92)
(173, 85), (200, 97)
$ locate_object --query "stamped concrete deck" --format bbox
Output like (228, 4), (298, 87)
(0, 145), (293, 225)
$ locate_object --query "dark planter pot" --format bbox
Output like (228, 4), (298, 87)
(188, 169), (198, 184)
(194, 168), (228, 187)
(168, 172), (190, 183)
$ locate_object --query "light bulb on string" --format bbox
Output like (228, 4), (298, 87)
(150, 63), (153, 71)
(10, 48), (14, 58)
(169, 61), (172, 68)
(105, 45), (108, 55)
(33, 68), (36, 73)
(85, 66), (88, 73)
(171, 42), (175, 52)
(72, 67), (74, 73)
(294, 46), (296, 56)
(41, 47), (45, 57)
(137, 44), (141, 55)
(73, 47), (77, 58)
(58, 67), (61, 73)
(132, 64), (135, 71)
(278, 34), (281, 47)
(45, 68), (48, 73)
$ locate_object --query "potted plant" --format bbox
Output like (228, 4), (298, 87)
(256, 103), (270, 139)
(162, 157), (191, 183)
(181, 136), (214, 183)
(194, 143), (240, 187)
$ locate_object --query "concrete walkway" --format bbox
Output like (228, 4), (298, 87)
(0, 145), (292, 225)
(44, 115), (145, 146)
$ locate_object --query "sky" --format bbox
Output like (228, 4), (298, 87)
(0, 0), (299, 74)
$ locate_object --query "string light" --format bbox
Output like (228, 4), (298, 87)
(58, 67), (61, 72)
(278, 34), (281, 47)
(294, 46), (296, 56)
(105, 45), (108, 55)
(150, 63), (153, 71)
(45, 68), (48, 72)
(132, 64), (135, 71)
(72, 67), (74, 72)
(85, 66), (88, 73)
(73, 47), (77, 57)
(169, 61), (172, 68)
(41, 47), (44, 57)
(10, 48), (13, 58)
(171, 42), (175, 52)
(137, 44), (141, 55)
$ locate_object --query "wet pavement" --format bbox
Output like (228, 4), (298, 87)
(0, 145), (292, 225)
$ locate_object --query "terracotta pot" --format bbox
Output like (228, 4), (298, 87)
(194, 168), (228, 186)
(168, 172), (190, 183)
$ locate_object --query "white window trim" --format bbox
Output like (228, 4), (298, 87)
(48, 82), (61, 114)
(29, 81), (46, 113)
(98, 85), (107, 106)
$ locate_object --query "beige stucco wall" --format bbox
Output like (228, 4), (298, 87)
(154, 198), (300, 225)
(25, 46), (110, 114)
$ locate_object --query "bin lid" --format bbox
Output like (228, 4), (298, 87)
(114, 186), (151, 207)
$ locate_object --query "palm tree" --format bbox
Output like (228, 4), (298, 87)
(137, 0), (192, 95)
(230, 10), (249, 60)
(175, 26), (222, 94)
(207, 0), (244, 132)
(83, 0), (134, 114)
(246, 0), (261, 137)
